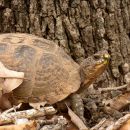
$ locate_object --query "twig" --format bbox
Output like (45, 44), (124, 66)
(39, 116), (67, 130)
(0, 106), (57, 125)
(2, 103), (22, 114)
(98, 84), (128, 92)
(106, 113), (130, 130)
(90, 118), (107, 130)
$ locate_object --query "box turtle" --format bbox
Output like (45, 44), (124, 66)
(0, 33), (110, 122)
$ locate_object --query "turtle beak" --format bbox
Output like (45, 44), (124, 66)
(103, 53), (110, 64)
(104, 53), (110, 59)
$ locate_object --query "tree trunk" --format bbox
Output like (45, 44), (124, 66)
(0, 0), (130, 88)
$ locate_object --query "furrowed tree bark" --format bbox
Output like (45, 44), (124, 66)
(0, 0), (130, 89)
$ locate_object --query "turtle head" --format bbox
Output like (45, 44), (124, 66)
(80, 50), (110, 87)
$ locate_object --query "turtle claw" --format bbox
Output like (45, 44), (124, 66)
(29, 101), (47, 110)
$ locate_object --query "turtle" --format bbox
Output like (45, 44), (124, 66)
(0, 33), (110, 122)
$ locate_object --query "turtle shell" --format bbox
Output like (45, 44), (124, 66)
(0, 33), (81, 104)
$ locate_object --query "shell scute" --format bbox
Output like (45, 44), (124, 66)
(0, 43), (8, 54)
(33, 53), (71, 104)
(14, 45), (36, 61)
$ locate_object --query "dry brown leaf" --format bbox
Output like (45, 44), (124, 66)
(106, 114), (130, 130)
(119, 119), (130, 130)
(3, 78), (23, 93)
(0, 62), (24, 93)
(67, 105), (88, 130)
(106, 92), (130, 111)
(66, 122), (79, 130)
(0, 121), (37, 130)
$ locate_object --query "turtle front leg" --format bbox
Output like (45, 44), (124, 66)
(70, 93), (86, 124)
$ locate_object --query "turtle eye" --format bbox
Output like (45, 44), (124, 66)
(93, 54), (101, 60)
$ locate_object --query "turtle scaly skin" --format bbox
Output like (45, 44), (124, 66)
(0, 33), (110, 123)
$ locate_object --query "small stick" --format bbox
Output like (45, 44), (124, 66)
(2, 103), (22, 114)
(0, 106), (57, 125)
(98, 84), (128, 92)
(90, 118), (107, 130)
(106, 113), (130, 130)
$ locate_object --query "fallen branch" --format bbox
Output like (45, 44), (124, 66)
(0, 106), (57, 125)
